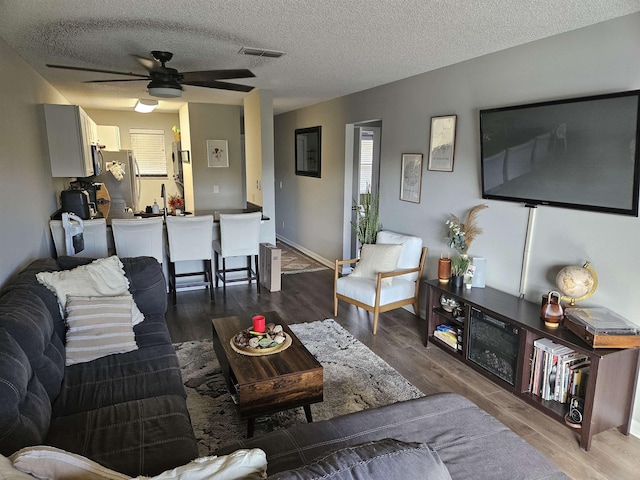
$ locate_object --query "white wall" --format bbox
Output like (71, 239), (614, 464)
(184, 103), (243, 212)
(0, 36), (70, 286)
(273, 13), (640, 434)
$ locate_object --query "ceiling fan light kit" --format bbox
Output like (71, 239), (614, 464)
(134, 99), (159, 113)
(147, 83), (182, 98)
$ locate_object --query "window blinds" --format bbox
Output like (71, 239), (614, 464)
(130, 128), (167, 176)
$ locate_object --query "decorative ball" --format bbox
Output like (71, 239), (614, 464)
(555, 264), (596, 302)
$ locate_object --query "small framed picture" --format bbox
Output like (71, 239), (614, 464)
(400, 153), (423, 203)
(427, 115), (457, 172)
(179, 150), (190, 164)
(207, 140), (229, 167)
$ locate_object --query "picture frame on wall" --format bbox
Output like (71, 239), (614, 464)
(400, 153), (423, 203)
(427, 115), (457, 172)
(207, 140), (229, 167)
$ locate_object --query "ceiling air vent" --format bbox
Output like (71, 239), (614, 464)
(238, 47), (285, 58)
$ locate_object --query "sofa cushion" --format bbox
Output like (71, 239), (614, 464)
(214, 393), (569, 479)
(46, 395), (198, 477)
(0, 289), (65, 402)
(0, 328), (51, 456)
(0, 258), (65, 342)
(64, 295), (138, 366)
(376, 231), (423, 282)
(267, 438), (451, 480)
(52, 343), (186, 417)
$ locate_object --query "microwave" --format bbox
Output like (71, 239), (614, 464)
(91, 145), (103, 176)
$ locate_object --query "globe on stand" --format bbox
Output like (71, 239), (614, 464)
(555, 262), (598, 306)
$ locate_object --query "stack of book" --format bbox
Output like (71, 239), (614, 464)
(434, 324), (462, 351)
(529, 338), (589, 403)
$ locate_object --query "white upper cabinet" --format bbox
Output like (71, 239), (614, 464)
(97, 125), (121, 151)
(44, 104), (95, 177)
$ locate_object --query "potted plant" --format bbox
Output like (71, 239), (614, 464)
(351, 188), (381, 246)
(450, 255), (470, 288)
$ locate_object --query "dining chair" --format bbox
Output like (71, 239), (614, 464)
(334, 230), (427, 334)
(111, 217), (164, 264)
(165, 215), (214, 305)
(49, 218), (109, 258)
(213, 212), (262, 293)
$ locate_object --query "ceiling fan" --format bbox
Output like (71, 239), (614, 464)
(46, 50), (255, 98)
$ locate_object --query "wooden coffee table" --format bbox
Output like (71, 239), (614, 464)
(211, 312), (323, 437)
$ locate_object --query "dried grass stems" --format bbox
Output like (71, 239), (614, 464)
(447, 204), (488, 254)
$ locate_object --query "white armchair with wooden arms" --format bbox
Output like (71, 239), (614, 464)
(334, 231), (427, 334)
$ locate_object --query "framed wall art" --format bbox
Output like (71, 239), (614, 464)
(295, 126), (321, 177)
(427, 115), (457, 172)
(207, 140), (229, 167)
(400, 153), (423, 203)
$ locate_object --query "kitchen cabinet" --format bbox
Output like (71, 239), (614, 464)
(44, 104), (96, 177)
(97, 125), (121, 151)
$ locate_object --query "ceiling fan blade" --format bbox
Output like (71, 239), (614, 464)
(132, 54), (159, 72)
(84, 78), (149, 83)
(181, 69), (256, 82)
(183, 79), (254, 92)
(46, 64), (149, 78)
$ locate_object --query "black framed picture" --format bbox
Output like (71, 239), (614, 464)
(295, 126), (321, 177)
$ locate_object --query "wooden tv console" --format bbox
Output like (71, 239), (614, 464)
(425, 279), (640, 451)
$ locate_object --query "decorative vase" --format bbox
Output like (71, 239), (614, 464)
(450, 275), (464, 289)
(438, 258), (451, 283)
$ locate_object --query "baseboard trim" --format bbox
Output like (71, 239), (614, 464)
(631, 417), (640, 439)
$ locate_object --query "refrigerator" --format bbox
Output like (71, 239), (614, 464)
(94, 150), (141, 214)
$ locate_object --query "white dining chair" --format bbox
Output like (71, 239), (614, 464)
(111, 217), (164, 264)
(165, 215), (214, 305)
(213, 212), (262, 293)
(49, 218), (109, 258)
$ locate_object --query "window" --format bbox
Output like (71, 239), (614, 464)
(130, 129), (167, 176)
(359, 131), (374, 194)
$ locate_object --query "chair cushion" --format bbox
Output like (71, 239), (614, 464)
(64, 296), (138, 366)
(266, 438), (451, 480)
(376, 231), (423, 282)
(350, 244), (402, 285)
(336, 276), (415, 307)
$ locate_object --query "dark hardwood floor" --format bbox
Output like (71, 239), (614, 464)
(165, 268), (640, 480)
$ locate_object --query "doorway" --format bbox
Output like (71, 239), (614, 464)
(343, 121), (382, 263)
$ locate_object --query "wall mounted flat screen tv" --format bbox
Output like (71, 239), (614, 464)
(480, 90), (640, 216)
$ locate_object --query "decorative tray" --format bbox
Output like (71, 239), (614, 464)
(230, 324), (292, 356)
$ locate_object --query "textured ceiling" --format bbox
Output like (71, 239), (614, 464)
(1, 0), (638, 114)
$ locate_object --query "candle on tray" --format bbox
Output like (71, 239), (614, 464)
(252, 315), (266, 333)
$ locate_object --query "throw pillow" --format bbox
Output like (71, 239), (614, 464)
(36, 256), (145, 326)
(266, 438), (451, 480)
(9, 445), (129, 479)
(64, 295), (138, 366)
(134, 448), (267, 479)
(349, 244), (403, 285)
(0, 454), (34, 480)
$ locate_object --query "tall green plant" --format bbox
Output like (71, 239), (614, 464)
(351, 190), (381, 245)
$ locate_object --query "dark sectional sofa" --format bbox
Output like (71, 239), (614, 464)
(1, 255), (569, 479)
(0, 256), (198, 477)
(217, 392), (570, 479)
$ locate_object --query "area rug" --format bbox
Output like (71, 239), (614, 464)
(174, 318), (424, 456)
(277, 240), (327, 274)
